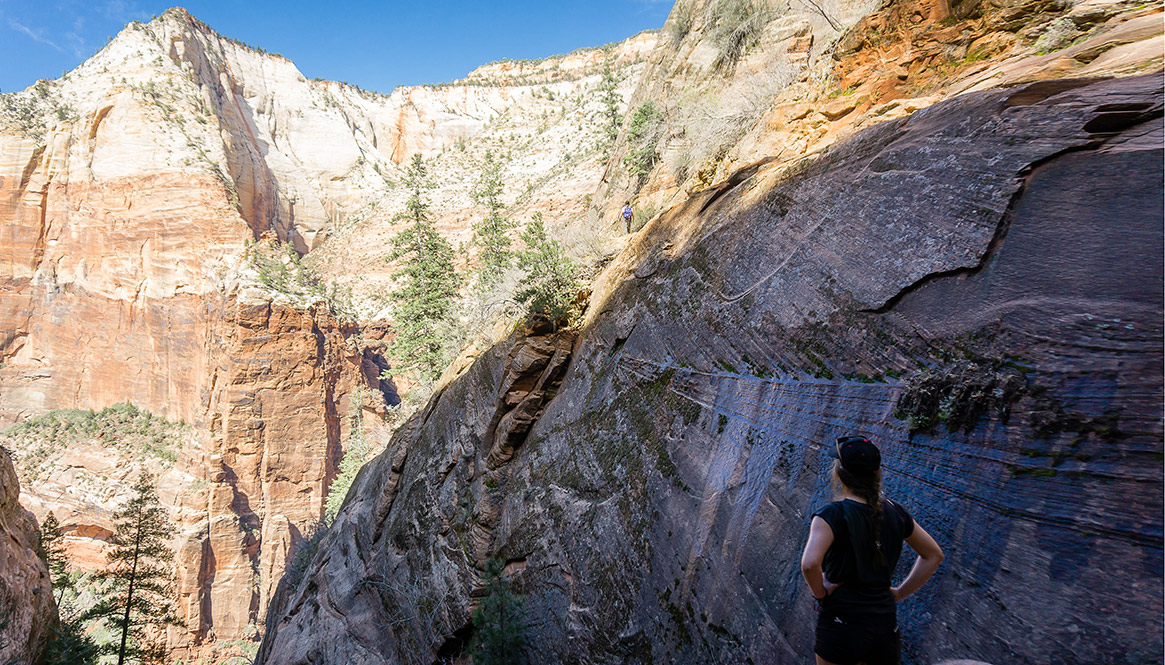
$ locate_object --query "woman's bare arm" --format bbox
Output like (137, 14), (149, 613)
(892, 521), (944, 602)
(800, 516), (836, 599)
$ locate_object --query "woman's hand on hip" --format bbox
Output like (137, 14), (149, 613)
(823, 576), (841, 596)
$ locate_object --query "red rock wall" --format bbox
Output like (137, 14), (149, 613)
(257, 74), (1164, 665)
(0, 448), (55, 665)
(170, 295), (387, 654)
(0, 127), (388, 655)
(0, 134), (249, 426)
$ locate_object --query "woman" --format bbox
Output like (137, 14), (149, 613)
(800, 435), (944, 665)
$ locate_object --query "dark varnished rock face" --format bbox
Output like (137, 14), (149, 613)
(259, 75), (1163, 665)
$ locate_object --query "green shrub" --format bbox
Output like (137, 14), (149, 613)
(893, 361), (1027, 434)
(3, 403), (186, 479)
(470, 559), (527, 665)
(323, 387), (371, 525)
(634, 203), (659, 231)
(0, 92), (47, 141)
(1033, 17), (1077, 54)
(667, 2), (695, 47)
(54, 104), (77, 123)
(515, 213), (581, 325)
(622, 101), (663, 187)
(249, 240), (357, 321)
(284, 522), (328, 589)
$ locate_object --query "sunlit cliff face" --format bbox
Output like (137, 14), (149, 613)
(0, 8), (659, 656)
(1, 1), (1161, 663)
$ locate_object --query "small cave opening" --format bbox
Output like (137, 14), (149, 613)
(434, 622), (475, 662)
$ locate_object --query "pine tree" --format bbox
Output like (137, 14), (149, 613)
(40, 514), (101, 665)
(386, 154), (462, 383)
(470, 559), (526, 665)
(85, 473), (178, 665)
(622, 101), (662, 186)
(599, 57), (622, 156)
(471, 150), (517, 287)
(40, 512), (70, 602)
(43, 620), (101, 665)
(515, 212), (580, 325)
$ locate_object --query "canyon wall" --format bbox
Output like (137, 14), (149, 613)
(0, 9), (654, 428)
(1, 0), (1160, 661)
(0, 7), (656, 656)
(0, 447), (55, 665)
(0, 16), (395, 642)
(2, 292), (387, 655)
(258, 73), (1163, 665)
(596, 0), (1162, 222)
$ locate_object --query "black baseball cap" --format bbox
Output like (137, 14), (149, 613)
(830, 435), (881, 476)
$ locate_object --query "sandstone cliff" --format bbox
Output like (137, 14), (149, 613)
(0, 7), (656, 656)
(596, 0), (1162, 223)
(3, 1), (1162, 661)
(0, 446), (56, 665)
(1, 291), (388, 656)
(258, 72), (1163, 665)
(0, 9), (655, 427)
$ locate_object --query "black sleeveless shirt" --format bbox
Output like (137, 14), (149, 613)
(813, 498), (915, 618)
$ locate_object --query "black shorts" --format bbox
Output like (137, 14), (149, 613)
(815, 612), (899, 665)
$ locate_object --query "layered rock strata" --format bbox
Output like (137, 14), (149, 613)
(3, 291), (388, 655)
(597, 0), (1163, 224)
(0, 7), (653, 654)
(258, 74), (1163, 665)
(0, 10), (653, 427)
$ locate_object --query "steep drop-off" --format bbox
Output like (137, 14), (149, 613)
(258, 74), (1163, 665)
(2, 292), (387, 656)
(0, 8), (653, 655)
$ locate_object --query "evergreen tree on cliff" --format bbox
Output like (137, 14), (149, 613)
(85, 473), (177, 665)
(472, 150), (517, 287)
(40, 513), (101, 665)
(470, 559), (527, 665)
(387, 154), (461, 383)
(43, 618), (101, 665)
(515, 212), (580, 326)
(39, 512), (70, 602)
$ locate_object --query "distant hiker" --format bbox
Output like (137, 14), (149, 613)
(801, 436), (944, 665)
(622, 201), (634, 233)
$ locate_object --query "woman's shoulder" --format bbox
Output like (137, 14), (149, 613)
(812, 500), (848, 524)
(882, 497), (911, 516)
(882, 498), (916, 535)
(813, 499), (847, 514)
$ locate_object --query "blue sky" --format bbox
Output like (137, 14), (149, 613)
(0, 1), (673, 94)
